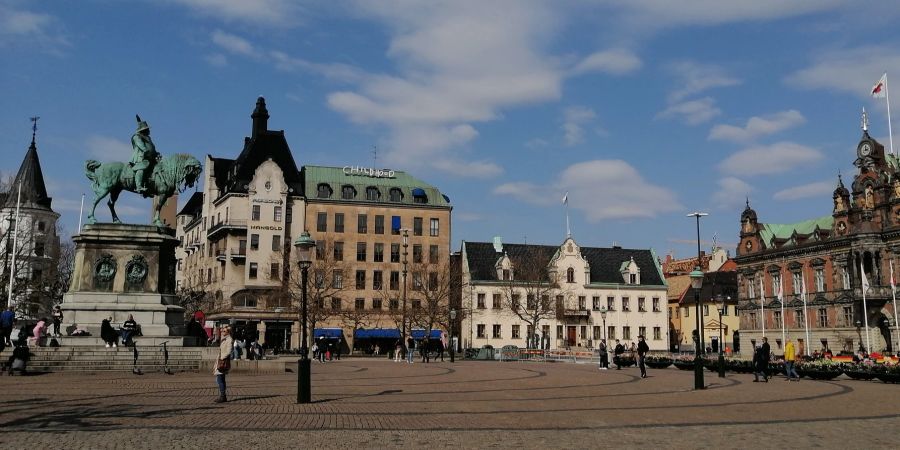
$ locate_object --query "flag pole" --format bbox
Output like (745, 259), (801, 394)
(887, 73), (894, 155)
(891, 260), (899, 355)
(861, 260), (871, 352)
(563, 192), (571, 238)
(759, 276), (766, 339)
(77, 193), (85, 232)
(801, 270), (810, 356)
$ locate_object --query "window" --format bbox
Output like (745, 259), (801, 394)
(315, 270), (325, 289)
(374, 243), (384, 262)
(412, 272), (423, 290)
(607, 296), (615, 311)
(842, 268), (851, 289)
(653, 327), (661, 340)
(366, 186), (380, 200)
(771, 273), (781, 296)
(623, 326), (631, 341)
(331, 298), (342, 310)
(375, 215), (384, 234)
(270, 263), (280, 280)
(428, 272), (438, 291)
(580, 326), (587, 339)
(493, 294), (502, 309)
(389, 299), (399, 310)
(477, 324), (486, 338)
(843, 306), (853, 326)
(34, 242), (45, 257)
(37, 221), (45, 232)
(502, 269), (511, 281)
(477, 293), (486, 309)
(390, 271), (400, 290)
(684, 307), (689, 317)
(373, 271), (383, 290)
(207, 268), (212, 283)
(412, 299), (421, 310)
(355, 270), (366, 289)
(332, 270), (343, 289)
(512, 325), (520, 339)
(749, 311), (757, 328)
(430, 218), (439, 236)
(704, 305), (710, 316)
(722, 305), (729, 316)
(638, 297), (646, 312)
(274, 206), (282, 222)
(556, 325), (563, 339)
(566, 268), (575, 283)
(316, 212), (327, 232)
(629, 273), (637, 284)
(390, 244), (400, 262)
(250, 234), (259, 250)
(748, 277), (756, 299)
(774, 310), (783, 327)
(815, 268), (825, 293)
(652, 298), (660, 312)
(357, 242), (367, 262)
(334, 242), (344, 261)
(622, 297), (630, 312)
(818, 308), (828, 327)
(389, 188), (403, 202)
(341, 185), (356, 199)
(592, 296), (601, 310)
(372, 298), (382, 310)
(413, 190), (428, 204)
(233, 295), (257, 308)
(391, 216), (401, 235)
(578, 296), (586, 310)
(252, 205), (260, 221)
(317, 184), (332, 198)
(249, 263), (258, 279)
(608, 326), (616, 340)
(271, 235), (281, 252)
(334, 213), (344, 232)
(355, 298), (365, 310)
(492, 324), (502, 338)
(638, 326), (646, 339)
(358, 214), (368, 233)
(413, 244), (422, 263)
(593, 326), (602, 340)
(414, 217), (423, 236)
(429, 245), (439, 264)
(792, 272), (802, 295)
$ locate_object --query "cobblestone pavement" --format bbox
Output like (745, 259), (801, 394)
(1, 359), (899, 448)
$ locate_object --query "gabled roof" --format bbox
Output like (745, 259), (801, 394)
(759, 216), (833, 248)
(303, 165), (451, 207)
(464, 241), (665, 286)
(4, 139), (52, 211)
(219, 131), (302, 197)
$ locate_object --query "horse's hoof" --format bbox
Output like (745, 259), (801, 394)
(113, 219), (122, 224)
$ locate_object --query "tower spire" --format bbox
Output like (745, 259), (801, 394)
(862, 107), (869, 132)
(29, 116), (39, 148)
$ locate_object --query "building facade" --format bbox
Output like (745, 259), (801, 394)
(735, 122), (900, 356)
(461, 237), (669, 351)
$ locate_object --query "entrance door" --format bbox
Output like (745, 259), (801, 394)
(567, 326), (577, 347)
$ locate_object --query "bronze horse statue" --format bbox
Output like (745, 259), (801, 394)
(85, 153), (202, 226)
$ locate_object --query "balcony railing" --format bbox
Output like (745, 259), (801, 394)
(230, 248), (247, 260)
(563, 309), (590, 317)
(208, 219), (248, 239)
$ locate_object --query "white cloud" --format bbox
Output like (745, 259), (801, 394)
(455, 212), (483, 222)
(709, 110), (806, 142)
(211, 29), (255, 56)
(85, 135), (130, 161)
(562, 106), (598, 146)
(657, 97), (721, 125)
(718, 141), (824, 176)
(494, 160), (682, 221)
(169, 0), (303, 27)
(786, 45), (900, 98)
(571, 48), (642, 76)
(666, 61), (740, 103)
(773, 181), (833, 201)
(0, 2), (67, 49)
(431, 158), (503, 178)
(712, 177), (753, 209)
(269, 50), (364, 83)
(609, 0), (845, 29)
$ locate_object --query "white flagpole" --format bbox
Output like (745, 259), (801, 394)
(861, 261), (871, 352)
(759, 276), (766, 338)
(801, 270), (811, 356)
(779, 272), (786, 349)
(886, 73), (894, 155)
(563, 192), (571, 238)
(77, 193), (85, 232)
(891, 260), (899, 355)
(6, 178), (23, 311)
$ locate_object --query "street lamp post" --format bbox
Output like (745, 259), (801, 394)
(687, 211), (708, 391)
(293, 231), (316, 404)
(450, 309), (457, 363)
(717, 295), (727, 378)
(600, 305), (608, 343)
(401, 229), (409, 353)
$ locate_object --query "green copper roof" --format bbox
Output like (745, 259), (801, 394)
(302, 165), (450, 207)
(759, 215), (833, 246)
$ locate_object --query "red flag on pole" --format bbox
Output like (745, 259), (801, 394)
(872, 73), (888, 98)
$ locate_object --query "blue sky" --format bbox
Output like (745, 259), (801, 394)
(3, 0), (900, 259)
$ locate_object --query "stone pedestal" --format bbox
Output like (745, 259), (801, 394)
(61, 223), (185, 344)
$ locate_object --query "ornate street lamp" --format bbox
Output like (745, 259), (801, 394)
(690, 267), (705, 390)
(450, 308), (457, 363)
(293, 230), (316, 404)
(600, 305), (608, 344)
(717, 294), (727, 378)
(401, 228), (409, 355)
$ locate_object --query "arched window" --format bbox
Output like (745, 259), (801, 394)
(366, 186), (381, 201)
(389, 188), (403, 202)
(341, 185), (357, 199)
(566, 267), (575, 283)
(316, 184), (332, 198)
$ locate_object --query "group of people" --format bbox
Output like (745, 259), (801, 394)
(230, 335), (263, 361)
(312, 337), (341, 362)
(390, 337), (445, 364)
(99, 315), (139, 348)
(598, 336), (650, 378)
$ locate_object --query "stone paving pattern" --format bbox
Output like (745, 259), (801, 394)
(1, 359), (899, 448)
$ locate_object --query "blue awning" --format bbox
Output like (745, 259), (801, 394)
(411, 329), (443, 340)
(314, 328), (343, 339)
(391, 215), (401, 231)
(412, 188), (426, 196)
(442, 194), (450, 203)
(354, 328), (401, 339)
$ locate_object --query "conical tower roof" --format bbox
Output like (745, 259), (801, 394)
(5, 137), (52, 211)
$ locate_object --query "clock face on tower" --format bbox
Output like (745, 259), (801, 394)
(859, 142), (873, 157)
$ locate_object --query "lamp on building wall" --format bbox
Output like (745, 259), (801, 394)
(449, 308), (457, 363)
(293, 230), (315, 404)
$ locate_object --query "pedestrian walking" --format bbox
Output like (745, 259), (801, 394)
(637, 335), (650, 379)
(311, 342), (319, 362)
(214, 325), (234, 403)
(51, 306), (64, 337)
(0, 307), (15, 346)
(101, 317), (118, 348)
(598, 340), (609, 370)
(613, 339), (625, 369)
(784, 339), (799, 381)
(406, 336), (415, 363)
(318, 337), (327, 363)
(421, 339), (430, 363)
(394, 340), (403, 362)
(754, 337), (770, 382)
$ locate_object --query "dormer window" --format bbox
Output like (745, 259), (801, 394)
(503, 269), (511, 280)
(389, 188), (403, 202)
(566, 267), (575, 283)
(316, 184), (332, 198)
(366, 186), (381, 201)
(630, 274), (637, 284)
(341, 185), (356, 199)
(412, 188), (428, 204)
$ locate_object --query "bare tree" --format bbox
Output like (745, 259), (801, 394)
(407, 258), (457, 338)
(285, 237), (347, 349)
(0, 212), (62, 317)
(500, 247), (562, 349)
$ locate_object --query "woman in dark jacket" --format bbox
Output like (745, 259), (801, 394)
(100, 317), (118, 348)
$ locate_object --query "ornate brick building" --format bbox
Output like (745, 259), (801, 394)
(735, 119), (899, 356)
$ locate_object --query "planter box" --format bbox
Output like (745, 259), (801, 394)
(673, 360), (695, 371)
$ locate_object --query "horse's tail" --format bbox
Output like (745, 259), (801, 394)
(85, 160), (102, 182)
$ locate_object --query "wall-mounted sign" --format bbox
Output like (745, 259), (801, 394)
(250, 225), (283, 231)
(252, 198), (283, 204)
(343, 165), (396, 178)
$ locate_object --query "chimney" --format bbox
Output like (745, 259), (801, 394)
(251, 96), (269, 137)
(492, 236), (503, 253)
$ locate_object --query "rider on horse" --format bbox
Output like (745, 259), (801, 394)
(130, 115), (159, 196)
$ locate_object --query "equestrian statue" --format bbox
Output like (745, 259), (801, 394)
(85, 115), (202, 227)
